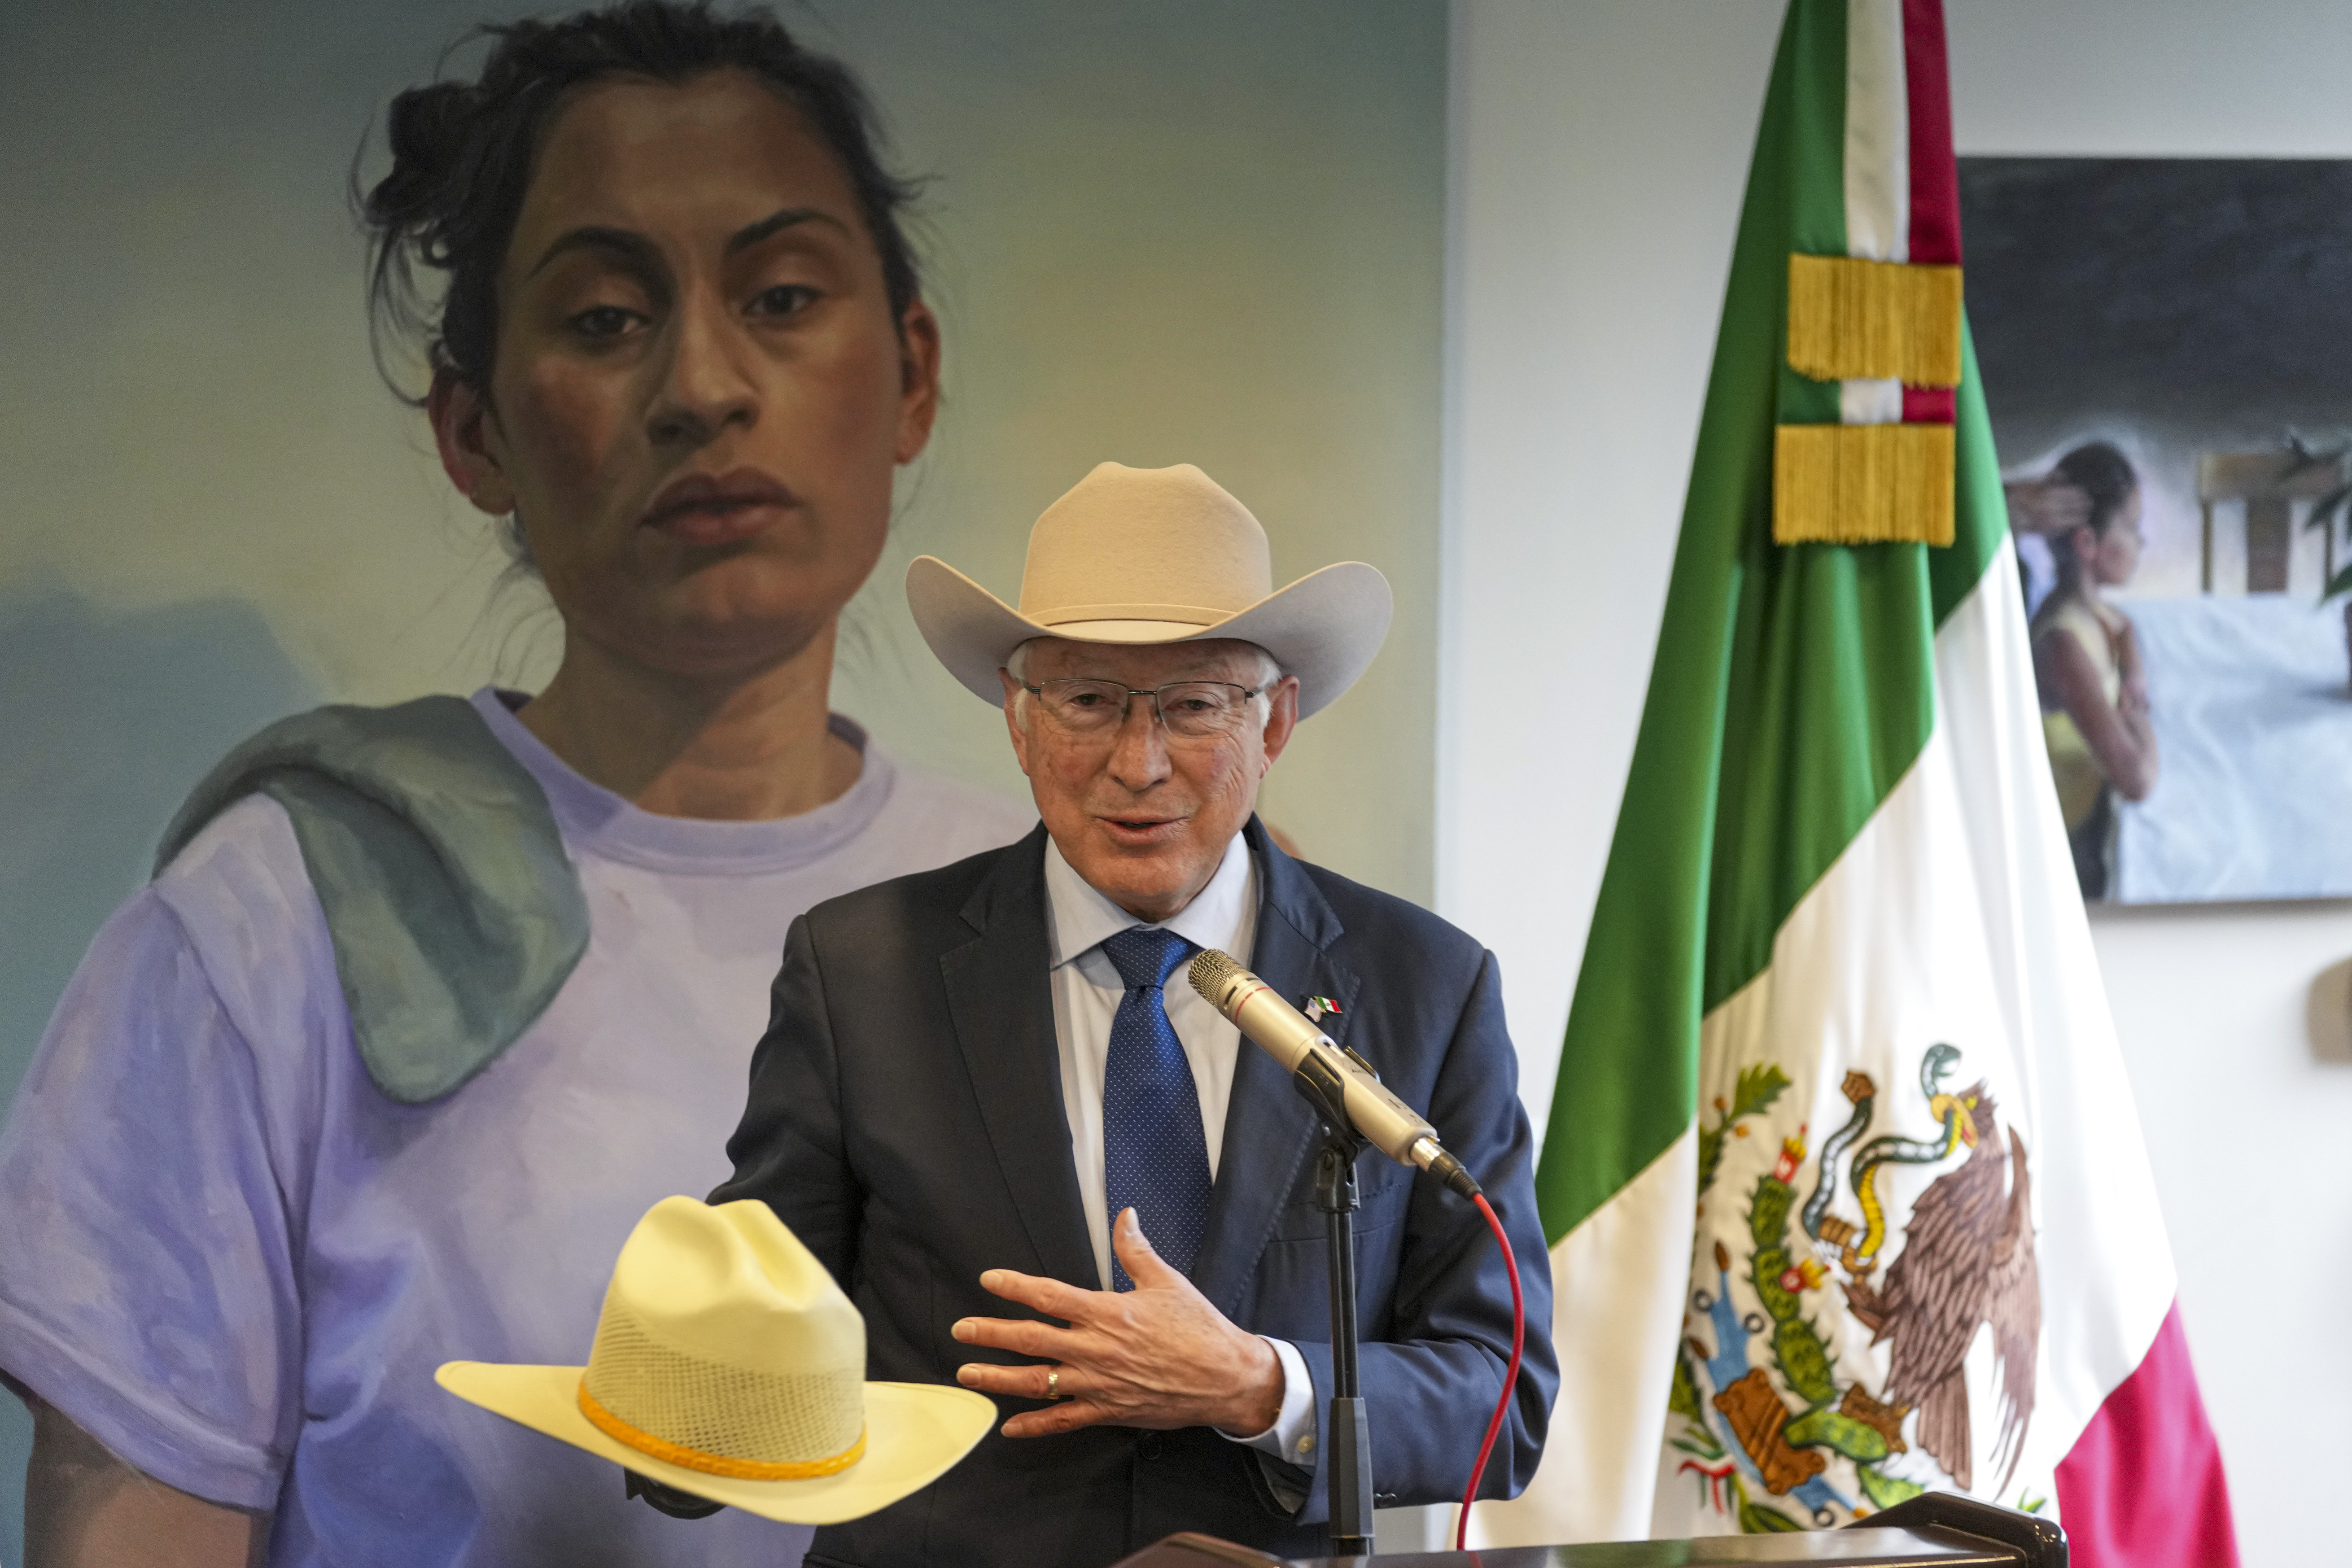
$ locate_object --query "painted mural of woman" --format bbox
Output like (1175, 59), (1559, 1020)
(0, 5), (1031, 1564)
(2026, 441), (2158, 900)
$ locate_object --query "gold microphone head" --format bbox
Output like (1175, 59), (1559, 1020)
(1187, 948), (1247, 1009)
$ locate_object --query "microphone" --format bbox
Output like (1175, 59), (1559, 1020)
(1188, 949), (1481, 1200)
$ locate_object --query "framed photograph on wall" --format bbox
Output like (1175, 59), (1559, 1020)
(1962, 157), (2352, 903)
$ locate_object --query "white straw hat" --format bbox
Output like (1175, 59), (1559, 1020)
(905, 461), (1393, 719)
(437, 1197), (992, 1525)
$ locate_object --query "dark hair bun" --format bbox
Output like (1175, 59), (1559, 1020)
(367, 84), (481, 240)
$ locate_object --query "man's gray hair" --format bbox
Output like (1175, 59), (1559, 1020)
(1005, 638), (1282, 725)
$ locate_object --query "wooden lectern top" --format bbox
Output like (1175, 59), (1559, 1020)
(1291, 1524), (2022, 1567)
(1113, 1493), (2060, 1568)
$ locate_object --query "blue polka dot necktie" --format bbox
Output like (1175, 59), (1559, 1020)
(1099, 926), (1211, 1291)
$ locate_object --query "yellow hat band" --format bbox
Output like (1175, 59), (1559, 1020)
(577, 1380), (867, 1481)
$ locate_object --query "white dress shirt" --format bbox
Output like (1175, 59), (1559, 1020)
(1042, 832), (1318, 1468)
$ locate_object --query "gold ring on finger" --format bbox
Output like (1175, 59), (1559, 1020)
(1046, 1368), (1060, 1399)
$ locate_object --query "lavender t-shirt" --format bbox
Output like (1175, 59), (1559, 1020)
(0, 690), (1034, 1567)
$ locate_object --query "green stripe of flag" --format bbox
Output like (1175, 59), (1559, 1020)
(1945, 327), (2011, 616)
(1532, 0), (2007, 1245)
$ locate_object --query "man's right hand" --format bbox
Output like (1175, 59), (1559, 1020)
(950, 1207), (1286, 1440)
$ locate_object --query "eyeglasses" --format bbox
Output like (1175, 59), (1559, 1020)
(1021, 678), (1264, 740)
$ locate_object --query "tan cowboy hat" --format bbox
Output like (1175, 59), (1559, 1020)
(906, 462), (1393, 719)
(437, 1197), (992, 1525)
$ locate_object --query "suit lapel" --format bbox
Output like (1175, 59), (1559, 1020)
(938, 827), (1098, 1288)
(1191, 817), (1362, 1319)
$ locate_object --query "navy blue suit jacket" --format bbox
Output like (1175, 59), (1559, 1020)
(712, 819), (1556, 1567)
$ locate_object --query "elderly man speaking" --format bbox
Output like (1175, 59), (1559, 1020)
(711, 463), (1555, 1565)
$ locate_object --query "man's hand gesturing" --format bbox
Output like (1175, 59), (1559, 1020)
(953, 1207), (1285, 1439)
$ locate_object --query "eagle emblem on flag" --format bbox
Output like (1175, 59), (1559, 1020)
(1670, 1044), (2043, 1531)
(1841, 1075), (2040, 1495)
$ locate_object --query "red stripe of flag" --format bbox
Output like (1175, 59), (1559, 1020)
(1901, 386), (1956, 425)
(2055, 1301), (2239, 1568)
(1902, 0), (1958, 425)
(1901, 0), (1961, 266)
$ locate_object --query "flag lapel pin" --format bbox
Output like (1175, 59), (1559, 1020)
(1304, 996), (1342, 1023)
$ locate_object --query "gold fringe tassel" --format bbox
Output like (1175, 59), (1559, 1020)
(1774, 424), (1955, 546)
(1786, 254), (1963, 386)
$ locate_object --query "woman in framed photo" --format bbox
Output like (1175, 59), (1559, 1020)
(2028, 441), (2159, 899)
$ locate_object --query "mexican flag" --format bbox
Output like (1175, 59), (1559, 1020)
(1475, 3), (2238, 1563)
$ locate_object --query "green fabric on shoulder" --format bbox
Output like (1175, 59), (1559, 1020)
(155, 695), (590, 1104)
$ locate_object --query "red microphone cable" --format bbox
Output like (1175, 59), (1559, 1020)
(1455, 1191), (1525, 1552)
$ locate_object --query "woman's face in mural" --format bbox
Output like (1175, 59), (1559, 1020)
(432, 69), (940, 678)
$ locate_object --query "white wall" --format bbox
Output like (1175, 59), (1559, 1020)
(1441, 0), (1780, 1142)
(1444, 4), (2352, 1563)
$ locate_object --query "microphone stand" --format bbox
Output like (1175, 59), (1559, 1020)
(1293, 1053), (1375, 1557)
